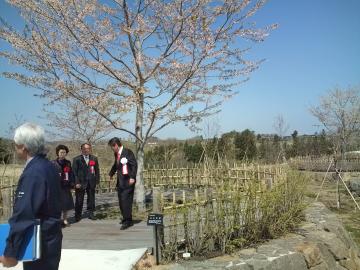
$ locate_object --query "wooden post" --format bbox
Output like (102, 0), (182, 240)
(195, 189), (201, 249)
(265, 178), (273, 191)
(195, 189), (199, 202)
(187, 166), (190, 187)
(152, 186), (163, 262)
(153, 186), (163, 213)
(149, 169), (152, 188)
(1, 186), (13, 219)
(191, 167), (194, 187)
(336, 177), (341, 209)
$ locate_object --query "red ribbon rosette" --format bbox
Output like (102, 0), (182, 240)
(63, 166), (70, 181)
(89, 160), (96, 174)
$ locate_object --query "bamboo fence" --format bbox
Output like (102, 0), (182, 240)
(290, 156), (360, 172)
(0, 163), (286, 219)
(151, 167), (307, 262)
(143, 163), (286, 189)
(146, 166), (301, 261)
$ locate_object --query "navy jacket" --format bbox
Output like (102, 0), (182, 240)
(52, 158), (75, 188)
(4, 155), (62, 260)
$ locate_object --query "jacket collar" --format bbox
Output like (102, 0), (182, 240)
(23, 154), (45, 171)
(81, 154), (93, 165)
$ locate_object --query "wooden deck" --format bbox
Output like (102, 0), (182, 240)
(62, 192), (154, 251)
(62, 219), (153, 250)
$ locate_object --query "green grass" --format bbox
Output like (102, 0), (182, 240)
(306, 173), (360, 247)
(343, 214), (360, 247)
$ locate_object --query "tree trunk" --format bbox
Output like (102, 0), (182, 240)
(134, 92), (146, 211)
(135, 146), (146, 211)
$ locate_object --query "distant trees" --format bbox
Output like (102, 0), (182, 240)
(289, 130), (299, 157)
(145, 144), (179, 165)
(183, 141), (203, 164)
(234, 129), (257, 161)
(285, 129), (332, 158)
(180, 130), (335, 165)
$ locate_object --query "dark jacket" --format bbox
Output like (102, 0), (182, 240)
(4, 155), (62, 262)
(52, 159), (75, 188)
(109, 147), (137, 188)
(72, 155), (100, 189)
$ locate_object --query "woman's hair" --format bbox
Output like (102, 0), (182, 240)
(108, 137), (122, 147)
(14, 123), (46, 156)
(55, 144), (69, 156)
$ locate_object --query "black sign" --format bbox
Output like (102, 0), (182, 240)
(147, 213), (163, 226)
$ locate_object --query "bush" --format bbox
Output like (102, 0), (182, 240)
(160, 167), (309, 262)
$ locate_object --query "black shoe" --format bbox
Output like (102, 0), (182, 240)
(119, 219), (125, 224)
(88, 213), (96, 220)
(75, 216), (81, 222)
(120, 222), (133, 230)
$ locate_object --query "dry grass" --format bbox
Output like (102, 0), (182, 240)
(306, 171), (360, 247)
(0, 164), (23, 185)
(133, 253), (157, 270)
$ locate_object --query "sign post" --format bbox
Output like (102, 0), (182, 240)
(147, 213), (163, 265)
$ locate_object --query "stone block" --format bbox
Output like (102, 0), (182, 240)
(295, 241), (323, 268)
(306, 231), (348, 260)
(349, 179), (360, 195)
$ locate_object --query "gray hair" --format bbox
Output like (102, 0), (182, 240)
(14, 123), (46, 156)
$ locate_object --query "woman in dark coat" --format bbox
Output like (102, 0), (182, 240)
(53, 144), (75, 226)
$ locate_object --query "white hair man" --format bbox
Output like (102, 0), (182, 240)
(0, 123), (62, 270)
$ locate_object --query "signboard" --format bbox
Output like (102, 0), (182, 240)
(147, 213), (163, 226)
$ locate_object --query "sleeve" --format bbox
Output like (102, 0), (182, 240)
(72, 157), (80, 185)
(51, 160), (61, 174)
(109, 158), (117, 177)
(68, 160), (75, 187)
(95, 157), (100, 184)
(127, 150), (138, 180)
(4, 172), (46, 259)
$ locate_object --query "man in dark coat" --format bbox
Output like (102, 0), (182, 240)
(0, 123), (62, 270)
(72, 143), (100, 221)
(108, 137), (137, 230)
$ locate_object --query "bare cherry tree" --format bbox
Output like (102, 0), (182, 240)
(273, 114), (289, 162)
(310, 86), (360, 210)
(0, 0), (276, 208)
(310, 86), (360, 159)
(44, 100), (114, 144)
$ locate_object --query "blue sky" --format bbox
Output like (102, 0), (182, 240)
(1, 0), (359, 140)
